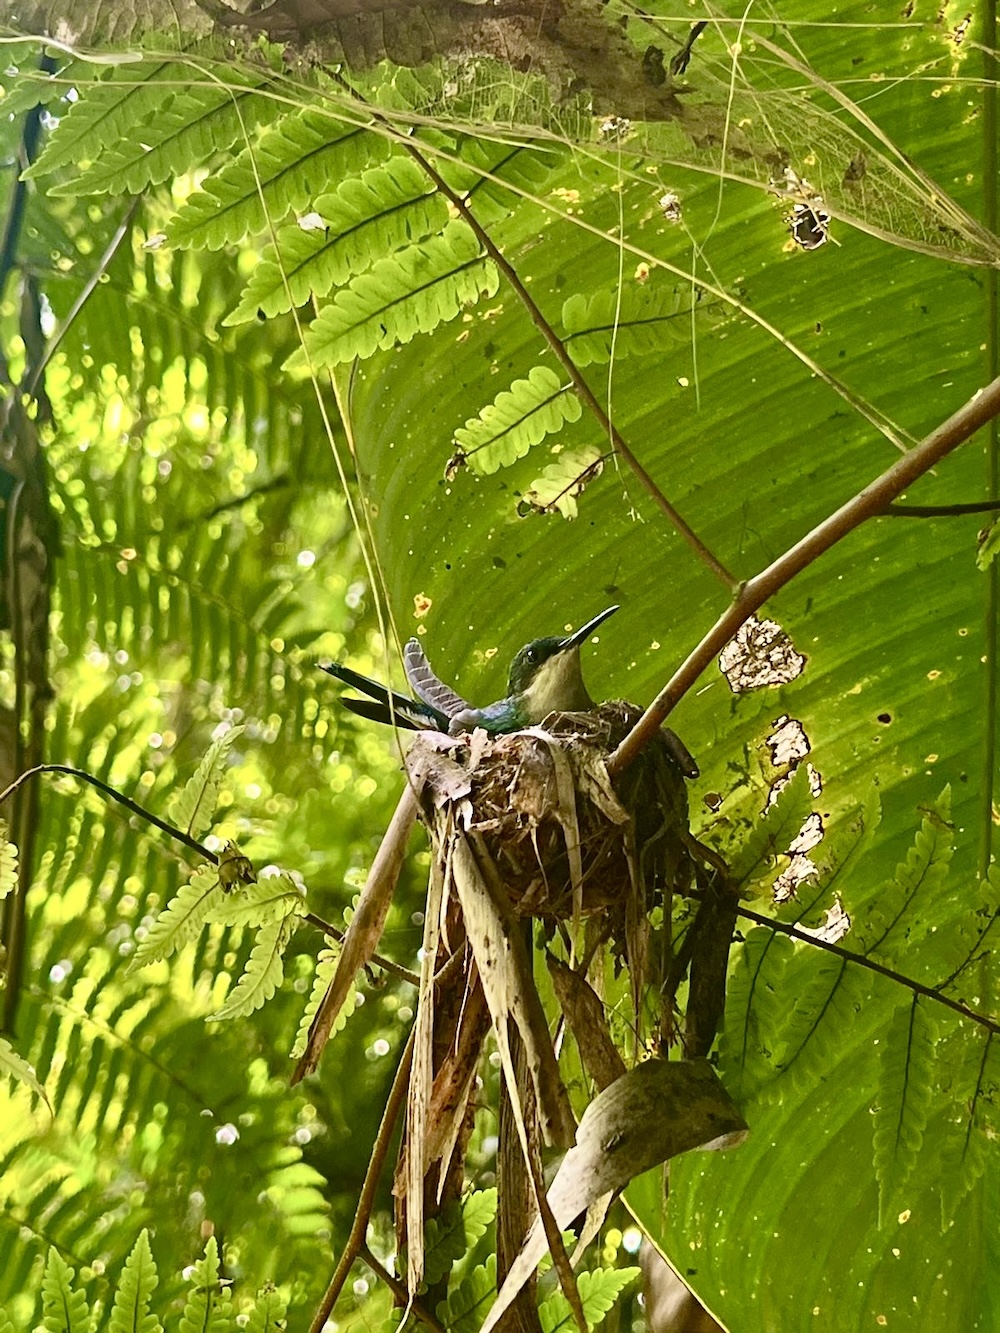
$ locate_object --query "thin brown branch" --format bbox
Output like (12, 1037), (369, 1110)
(309, 1025), (416, 1333)
(737, 905), (1000, 1036)
(302, 911), (422, 986)
(608, 372), (1000, 776)
(359, 1244), (448, 1333)
(319, 65), (736, 590)
(404, 145), (737, 590)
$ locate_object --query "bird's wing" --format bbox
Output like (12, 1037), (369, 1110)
(320, 661), (446, 729)
(403, 639), (472, 719)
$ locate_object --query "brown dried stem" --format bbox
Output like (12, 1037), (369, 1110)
(608, 372), (1000, 776)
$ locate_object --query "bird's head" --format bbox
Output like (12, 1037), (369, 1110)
(506, 605), (619, 716)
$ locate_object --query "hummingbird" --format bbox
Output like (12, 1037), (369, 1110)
(322, 606), (620, 737)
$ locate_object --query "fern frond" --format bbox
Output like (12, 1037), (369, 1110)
(453, 366), (581, 475)
(165, 107), (389, 252)
(245, 1286), (288, 1333)
(284, 220), (498, 370)
(462, 1188), (497, 1245)
(523, 446), (604, 519)
(206, 871), (306, 929)
(0, 1035), (51, 1114)
(46, 76), (283, 199)
(939, 1029), (995, 1225)
(26, 61), (192, 179)
(170, 725), (245, 840)
(422, 1200), (469, 1287)
(41, 1247), (91, 1333)
(289, 938), (356, 1060)
(108, 1230), (161, 1333)
(727, 766), (813, 895)
(179, 1236), (233, 1333)
(874, 997), (938, 1224)
(775, 954), (874, 1091)
(859, 790), (953, 965)
(538, 1266), (640, 1332)
(130, 865), (221, 969)
(436, 1255), (497, 1333)
(562, 288), (696, 367)
(718, 927), (795, 1102)
(224, 156), (449, 325)
(450, 138), (566, 227)
(0, 823), (18, 900)
(0, 1304), (14, 1333)
(207, 916), (294, 1022)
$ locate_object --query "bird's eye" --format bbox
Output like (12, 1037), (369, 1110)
(526, 647), (539, 664)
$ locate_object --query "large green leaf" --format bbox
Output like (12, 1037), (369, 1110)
(337, 8), (1000, 1329)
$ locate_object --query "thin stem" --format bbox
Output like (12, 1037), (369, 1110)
(737, 905), (1000, 1036)
(0, 764), (213, 862)
(359, 1244), (448, 1333)
(886, 500), (1000, 517)
(404, 143), (738, 591)
(608, 372), (1000, 775)
(309, 1025), (416, 1333)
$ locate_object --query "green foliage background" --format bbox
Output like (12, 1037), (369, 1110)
(0, 2), (997, 1329)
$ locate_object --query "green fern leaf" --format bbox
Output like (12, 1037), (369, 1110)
(448, 138), (566, 227)
(165, 108), (390, 252)
(41, 1247), (90, 1333)
(874, 997), (938, 1224)
(859, 789), (953, 965)
(727, 765), (814, 894)
(170, 725), (245, 840)
(718, 927), (795, 1101)
(224, 156), (448, 325)
(421, 1199), (469, 1286)
(205, 871), (306, 929)
(462, 1188), (498, 1245)
(179, 1236), (234, 1333)
(562, 288), (695, 367)
(26, 61), (191, 178)
(47, 83), (282, 199)
(0, 1033), (52, 1114)
(284, 221), (498, 370)
(245, 1286), (288, 1333)
(538, 1266), (641, 1332)
(130, 865), (221, 969)
(453, 367), (581, 475)
(0, 822), (18, 900)
(0, 1305), (14, 1333)
(108, 1230), (161, 1333)
(774, 954), (874, 1091)
(939, 1030), (996, 1225)
(436, 1255), (497, 1333)
(289, 937), (356, 1059)
(522, 446), (604, 520)
(208, 916), (294, 1022)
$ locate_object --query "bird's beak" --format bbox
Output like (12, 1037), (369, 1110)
(559, 604), (619, 652)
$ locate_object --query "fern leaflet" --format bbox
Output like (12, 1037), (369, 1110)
(454, 367), (581, 474)
(130, 865), (220, 969)
(179, 1236), (233, 1333)
(224, 156), (448, 325)
(562, 288), (695, 366)
(108, 1230), (161, 1333)
(165, 107), (389, 252)
(523, 446), (604, 519)
(206, 871), (306, 930)
(208, 916), (295, 1022)
(47, 82), (283, 198)
(859, 789), (952, 964)
(290, 937), (356, 1059)
(285, 220), (498, 370)
(718, 927), (795, 1102)
(874, 996), (938, 1223)
(0, 1034), (51, 1114)
(436, 1255), (497, 1333)
(538, 1266), (640, 1332)
(171, 725), (245, 840)
(245, 1286), (288, 1333)
(939, 1030), (995, 1225)
(41, 1248), (90, 1333)
(0, 823), (18, 900)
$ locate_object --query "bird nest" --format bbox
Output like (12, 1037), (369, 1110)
(406, 700), (701, 931)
